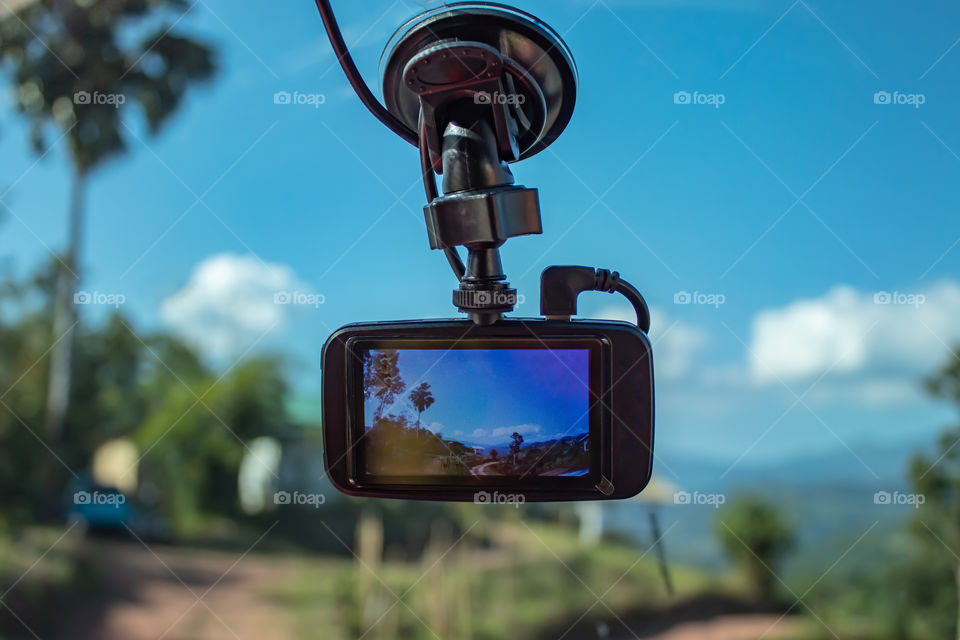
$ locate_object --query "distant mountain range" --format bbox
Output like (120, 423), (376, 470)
(603, 439), (937, 572)
(659, 441), (925, 493)
(457, 433), (589, 458)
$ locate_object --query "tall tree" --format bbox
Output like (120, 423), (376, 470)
(363, 351), (406, 422)
(408, 381), (434, 431)
(0, 0), (216, 444)
(716, 495), (795, 606)
(509, 432), (523, 465)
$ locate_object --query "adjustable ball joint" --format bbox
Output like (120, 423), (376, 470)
(376, 4), (649, 330)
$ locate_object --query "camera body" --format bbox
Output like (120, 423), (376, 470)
(321, 318), (654, 502)
(313, 3), (658, 502)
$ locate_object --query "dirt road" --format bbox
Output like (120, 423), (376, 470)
(53, 540), (296, 640)
(470, 460), (500, 476)
(47, 541), (799, 640)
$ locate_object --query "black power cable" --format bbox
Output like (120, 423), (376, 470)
(315, 0), (465, 281)
(420, 119), (466, 280)
(313, 0), (418, 147)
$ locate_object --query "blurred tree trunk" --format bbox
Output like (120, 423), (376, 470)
(356, 510), (391, 638)
(45, 167), (85, 444)
(649, 509), (674, 596)
(576, 501), (602, 546)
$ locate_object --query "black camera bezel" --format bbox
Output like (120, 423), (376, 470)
(321, 318), (654, 501)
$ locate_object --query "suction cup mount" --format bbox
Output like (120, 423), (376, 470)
(379, 3), (578, 325)
(381, 3), (578, 168)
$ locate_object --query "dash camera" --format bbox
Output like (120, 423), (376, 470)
(313, 1), (656, 501)
(322, 316), (653, 502)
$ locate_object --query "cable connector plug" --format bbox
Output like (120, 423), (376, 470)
(540, 266), (651, 333)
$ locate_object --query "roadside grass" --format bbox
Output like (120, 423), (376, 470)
(0, 526), (88, 637)
(270, 516), (720, 640)
(0, 518), (813, 639)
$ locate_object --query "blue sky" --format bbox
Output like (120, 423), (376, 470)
(2, 0), (960, 482)
(363, 348), (591, 446)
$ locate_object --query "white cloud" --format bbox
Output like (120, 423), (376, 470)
(751, 286), (868, 382)
(596, 282), (960, 410)
(422, 421), (444, 434)
(463, 424), (544, 445)
(491, 423), (542, 439)
(595, 304), (707, 380)
(161, 253), (313, 359)
(749, 280), (960, 400)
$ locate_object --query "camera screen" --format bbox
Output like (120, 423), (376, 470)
(357, 343), (596, 483)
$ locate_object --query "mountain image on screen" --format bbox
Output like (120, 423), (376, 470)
(362, 348), (591, 478)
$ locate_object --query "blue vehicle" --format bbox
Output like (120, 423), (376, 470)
(65, 477), (170, 542)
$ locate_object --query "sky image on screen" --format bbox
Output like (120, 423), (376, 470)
(362, 348), (591, 478)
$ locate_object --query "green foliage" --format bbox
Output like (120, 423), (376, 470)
(364, 351), (406, 422)
(803, 350), (960, 639)
(0, 267), (293, 533)
(489, 434), (589, 476)
(133, 354), (292, 533)
(0, 0), (216, 173)
(910, 427), (960, 558)
(408, 381), (434, 429)
(899, 354), (960, 639)
(273, 518), (700, 640)
(0, 526), (87, 633)
(365, 413), (482, 476)
(0, 267), (58, 521)
(912, 354), (960, 561)
(0, 0), (220, 482)
(715, 495), (795, 604)
(509, 431), (523, 456)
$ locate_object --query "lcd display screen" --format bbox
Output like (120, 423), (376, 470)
(355, 343), (598, 484)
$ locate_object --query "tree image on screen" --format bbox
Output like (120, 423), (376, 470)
(362, 349), (591, 478)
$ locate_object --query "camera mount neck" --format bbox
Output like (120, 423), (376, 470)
(315, 0), (579, 325)
(422, 97), (542, 325)
(407, 39), (546, 324)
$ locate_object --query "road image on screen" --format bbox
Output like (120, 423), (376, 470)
(361, 348), (591, 479)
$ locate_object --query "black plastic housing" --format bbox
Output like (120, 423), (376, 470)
(321, 318), (654, 502)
